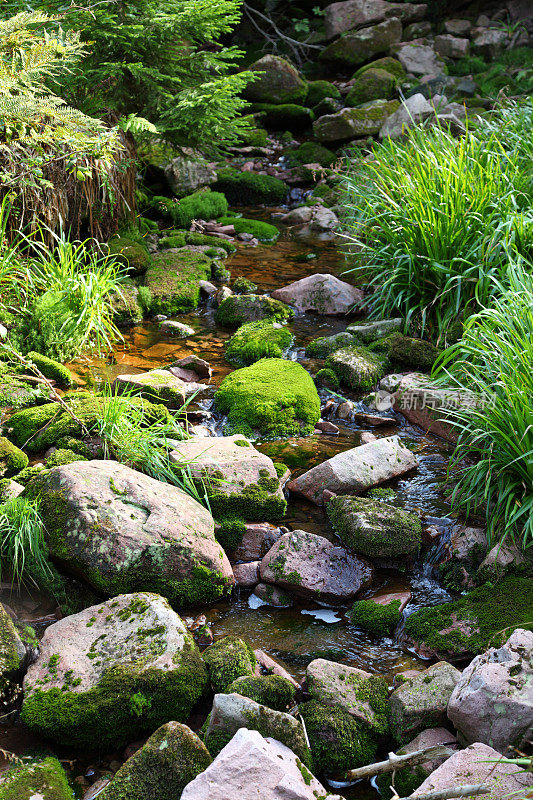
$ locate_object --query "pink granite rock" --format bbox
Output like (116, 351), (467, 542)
(271, 274), (364, 316)
(233, 561), (260, 589)
(231, 523), (283, 562)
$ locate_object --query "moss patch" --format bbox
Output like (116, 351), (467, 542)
(369, 333), (438, 371)
(326, 345), (388, 390)
(218, 216), (280, 243)
(299, 700), (377, 774)
(348, 599), (402, 634)
(215, 295), (293, 328)
(253, 103), (314, 131)
(346, 68), (397, 106)
(305, 80), (341, 107)
(0, 757), (74, 800)
(225, 320), (292, 366)
(227, 674), (296, 711)
(305, 332), (355, 358)
(108, 235), (152, 273)
(214, 168), (287, 205)
(328, 496), (422, 558)
(0, 436), (28, 477)
(144, 250), (211, 315)
(150, 190), (228, 229)
(203, 635), (256, 693)
(25, 352), (74, 387)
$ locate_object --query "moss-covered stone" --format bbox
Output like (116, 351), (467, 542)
(305, 80), (341, 107)
(369, 332), (438, 371)
(217, 216), (279, 243)
(244, 55), (308, 104)
(0, 436), (28, 477)
(227, 674), (296, 711)
(25, 352), (74, 387)
(346, 68), (398, 106)
(150, 190), (228, 229)
(328, 496), (422, 558)
(214, 168), (288, 205)
(254, 103), (314, 131)
(233, 276), (258, 294)
(144, 250), (212, 315)
(314, 368), (340, 389)
(108, 235), (152, 273)
(353, 56), (406, 82)
(313, 100), (400, 142)
(203, 636), (256, 693)
(403, 577), (533, 660)
(215, 359), (321, 439)
(0, 757), (74, 800)
(305, 331), (355, 358)
(0, 602), (26, 679)
(109, 281), (143, 326)
(348, 599), (402, 634)
(291, 141), (337, 168)
(225, 320), (292, 366)
(326, 345), (388, 390)
(98, 722), (212, 800)
(0, 373), (40, 410)
(298, 700), (378, 774)
(215, 294), (293, 328)
(44, 448), (87, 469)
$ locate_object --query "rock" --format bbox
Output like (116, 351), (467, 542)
(113, 368), (206, 406)
(170, 354), (212, 380)
(0, 757), (73, 799)
(203, 693), (311, 762)
(215, 294), (292, 327)
(98, 722), (212, 800)
(320, 18), (402, 66)
(170, 435), (285, 521)
(21, 593), (208, 748)
(233, 561), (260, 589)
(380, 93), (433, 138)
(181, 728), (338, 800)
(314, 100), (400, 142)
(447, 629), (533, 753)
(326, 345), (388, 389)
(260, 529), (373, 604)
(434, 34), (470, 59)
(324, 0), (427, 40)
(214, 286), (232, 306)
(316, 419), (339, 434)
(411, 742), (532, 800)
(254, 649), (299, 687)
(0, 478), (24, 501)
(377, 727), (458, 799)
(24, 460), (234, 606)
(346, 67), (398, 106)
(231, 523), (282, 562)
(471, 27), (508, 58)
(299, 700), (378, 773)
(328, 496), (422, 558)
(164, 155), (217, 197)
(393, 43), (446, 76)
(404, 20), (432, 39)
(144, 250), (212, 315)
(226, 674), (296, 711)
(389, 661), (461, 744)
(347, 318), (402, 341)
(0, 436), (28, 478)
(159, 319), (195, 337)
(199, 279), (217, 296)
(336, 399), (354, 420)
(440, 526), (489, 589)
(309, 206), (340, 231)
(288, 436), (418, 505)
(254, 582), (293, 607)
(348, 590), (411, 634)
(392, 373), (476, 442)
(0, 602), (29, 684)
(203, 636), (256, 693)
(444, 19), (471, 36)
(280, 206), (313, 224)
(244, 55), (308, 105)
(478, 540), (529, 581)
(353, 55), (406, 81)
(306, 659), (389, 733)
(272, 273), (363, 315)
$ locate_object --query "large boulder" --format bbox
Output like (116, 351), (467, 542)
(271, 273), (364, 315)
(170, 435), (286, 521)
(389, 662), (461, 744)
(181, 728), (340, 800)
(412, 742), (532, 800)
(203, 693), (311, 763)
(328, 496), (422, 558)
(24, 460), (234, 606)
(320, 18), (402, 66)
(164, 155), (217, 197)
(98, 722), (212, 800)
(314, 100), (399, 142)
(112, 368), (206, 406)
(260, 529), (373, 604)
(434, 34), (470, 59)
(21, 593), (208, 748)
(244, 55), (308, 104)
(287, 436), (418, 505)
(440, 525), (489, 590)
(306, 659), (389, 734)
(324, 0), (427, 40)
(326, 344), (388, 389)
(447, 629), (533, 753)
(380, 93), (433, 139)
(392, 42), (446, 76)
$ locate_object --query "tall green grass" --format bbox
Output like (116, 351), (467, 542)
(341, 102), (533, 341)
(0, 496), (51, 587)
(434, 260), (533, 550)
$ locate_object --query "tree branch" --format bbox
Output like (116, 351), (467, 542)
(345, 745), (457, 781)
(396, 785), (490, 800)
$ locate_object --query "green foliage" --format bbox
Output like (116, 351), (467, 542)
(108, 236), (152, 273)
(215, 517), (245, 552)
(434, 261), (533, 549)
(225, 320), (292, 365)
(151, 191), (228, 229)
(450, 48), (533, 97)
(214, 167), (288, 205)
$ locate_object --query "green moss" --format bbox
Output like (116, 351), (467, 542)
(207, 478), (286, 522)
(404, 577), (533, 658)
(22, 636), (208, 750)
(144, 250), (211, 315)
(185, 231), (236, 254)
(225, 320), (292, 366)
(346, 68), (397, 106)
(0, 373), (40, 410)
(291, 141), (337, 168)
(54, 438), (92, 458)
(110, 282), (144, 326)
(0, 757), (74, 800)
(298, 700), (378, 774)
(0, 436), (28, 477)
(25, 352), (74, 387)
(368, 333), (438, 371)
(203, 636), (256, 693)
(273, 461), (288, 479)
(217, 216), (280, 243)
(326, 345), (388, 391)
(377, 766), (427, 800)
(44, 448), (88, 469)
(13, 465), (47, 486)
(158, 232), (187, 249)
(226, 674), (296, 711)
(215, 358), (321, 439)
(108, 235), (152, 273)
(348, 599), (402, 634)
(239, 121), (268, 148)
(368, 487), (396, 501)
(215, 517), (246, 552)
(328, 497), (422, 558)
(305, 80), (341, 107)
(215, 295), (293, 328)
(305, 332), (354, 358)
(150, 190), (228, 229)
(253, 103), (314, 131)
(214, 168), (287, 205)
(137, 286), (152, 314)
(353, 56), (406, 82)
(233, 276), (258, 294)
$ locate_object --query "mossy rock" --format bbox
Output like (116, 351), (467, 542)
(0, 373), (40, 410)
(0, 757), (74, 800)
(214, 359), (321, 439)
(291, 141), (337, 168)
(44, 448), (87, 469)
(12, 464), (47, 486)
(326, 345), (388, 390)
(225, 320), (292, 366)
(346, 68), (398, 106)
(108, 235), (152, 273)
(328, 496), (422, 558)
(305, 331), (355, 359)
(313, 100), (400, 142)
(158, 231), (187, 249)
(233, 277), (258, 294)
(215, 294), (293, 328)
(203, 636), (256, 693)
(185, 231), (236, 254)
(226, 674), (296, 711)
(239, 122), (268, 148)
(149, 190), (228, 229)
(0, 602), (27, 678)
(244, 55), (308, 104)
(314, 368), (340, 389)
(353, 56), (406, 82)
(144, 250), (211, 315)
(348, 598), (402, 634)
(109, 282), (144, 326)
(298, 700), (378, 774)
(25, 352), (74, 388)
(98, 722), (212, 800)
(369, 332), (438, 371)
(0, 436), (28, 478)
(214, 168), (288, 205)
(403, 577), (533, 660)
(305, 80), (341, 107)
(253, 103), (315, 131)
(218, 216), (279, 243)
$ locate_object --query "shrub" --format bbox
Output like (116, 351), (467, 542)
(214, 168), (288, 205)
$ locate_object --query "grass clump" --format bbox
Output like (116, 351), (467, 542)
(0, 497), (53, 592)
(225, 320), (292, 365)
(214, 167), (287, 205)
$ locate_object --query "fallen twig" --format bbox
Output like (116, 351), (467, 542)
(345, 745), (456, 781)
(395, 784), (490, 800)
